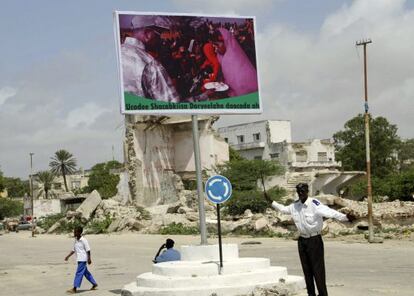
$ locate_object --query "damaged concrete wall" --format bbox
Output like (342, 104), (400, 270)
(125, 115), (229, 207)
(173, 119), (228, 174)
(33, 199), (61, 218)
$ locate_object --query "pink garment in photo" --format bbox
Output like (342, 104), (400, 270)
(217, 28), (258, 97)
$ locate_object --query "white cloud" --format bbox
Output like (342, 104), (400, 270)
(0, 48), (123, 178)
(66, 103), (110, 128)
(321, 0), (405, 37)
(2, 0), (414, 178)
(218, 0), (414, 141)
(172, 0), (281, 15)
(0, 86), (17, 106)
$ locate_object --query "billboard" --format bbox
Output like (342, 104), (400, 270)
(114, 11), (261, 114)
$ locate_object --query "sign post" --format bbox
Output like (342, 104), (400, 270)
(205, 175), (232, 274)
(114, 12), (261, 248)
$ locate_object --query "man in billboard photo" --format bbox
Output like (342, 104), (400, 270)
(121, 15), (210, 103)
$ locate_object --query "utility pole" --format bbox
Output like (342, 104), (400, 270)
(29, 152), (35, 217)
(112, 145), (115, 161)
(356, 39), (374, 243)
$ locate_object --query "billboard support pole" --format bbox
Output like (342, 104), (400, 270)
(192, 115), (207, 245)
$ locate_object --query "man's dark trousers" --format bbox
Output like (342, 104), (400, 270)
(298, 235), (328, 296)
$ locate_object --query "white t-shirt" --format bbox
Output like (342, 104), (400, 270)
(73, 237), (91, 262)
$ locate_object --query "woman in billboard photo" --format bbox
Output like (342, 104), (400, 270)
(214, 28), (258, 97)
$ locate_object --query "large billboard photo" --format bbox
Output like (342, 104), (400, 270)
(114, 12), (261, 114)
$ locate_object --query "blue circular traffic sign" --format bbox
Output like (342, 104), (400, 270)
(205, 175), (232, 204)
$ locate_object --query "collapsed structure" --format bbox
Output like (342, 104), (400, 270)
(124, 115), (229, 206)
(218, 120), (364, 196)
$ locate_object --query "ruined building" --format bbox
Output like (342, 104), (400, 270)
(218, 120), (364, 196)
(124, 115), (229, 206)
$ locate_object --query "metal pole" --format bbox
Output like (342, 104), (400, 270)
(29, 152), (34, 217)
(216, 203), (223, 273)
(356, 39), (373, 242)
(191, 115), (207, 245)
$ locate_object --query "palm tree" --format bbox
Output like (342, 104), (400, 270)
(36, 171), (55, 199)
(49, 150), (77, 192)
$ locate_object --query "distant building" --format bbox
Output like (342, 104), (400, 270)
(218, 120), (363, 197)
(33, 169), (91, 199)
(52, 168), (91, 193)
(218, 120), (292, 161)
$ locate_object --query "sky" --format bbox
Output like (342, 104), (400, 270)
(1, 0), (413, 178)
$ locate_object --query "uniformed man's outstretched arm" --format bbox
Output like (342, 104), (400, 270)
(271, 200), (292, 215)
(264, 192), (292, 215)
(313, 199), (355, 222)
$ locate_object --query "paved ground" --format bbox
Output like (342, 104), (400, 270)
(0, 232), (413, 296)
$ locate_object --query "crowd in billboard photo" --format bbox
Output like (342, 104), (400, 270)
(117, 14), (259, 104)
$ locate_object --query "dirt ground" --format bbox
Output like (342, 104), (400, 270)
(0, 232), (413, 296)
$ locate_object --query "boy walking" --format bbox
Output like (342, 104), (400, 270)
(65, 226), (98, 294)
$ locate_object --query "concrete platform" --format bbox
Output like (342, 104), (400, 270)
(122, 244), (305, 296)
(180, 244), (239, 261)
(123, 275), (304, 296)
(152, 257), (271, 276)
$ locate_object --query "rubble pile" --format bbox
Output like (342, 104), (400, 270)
(43, 189), (414, 238)
(239, 283), (292, 296)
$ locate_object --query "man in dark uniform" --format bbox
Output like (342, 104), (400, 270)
(268, 183), (355, 296)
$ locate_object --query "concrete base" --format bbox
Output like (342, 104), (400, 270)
(122, 244), (305, 296)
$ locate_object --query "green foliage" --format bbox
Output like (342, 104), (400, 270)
(398, 139), (414, 172)
(0, 198), (24, 220)
(87, 161), (122, 199)
(36, 171), (55, 199)
(0, 170), (4, 192)
(381, 168), (414, 201)
(333, 114), (400, 177)
(135, 205), (151, 220)
(159, 222), (199, 235)
(49, 149), (77, 192)
(267, 186), (288, 203)
(218, 159), (284, 191)
(87, 215), (113, 234)
(216, 158), (285, 216)
(224, 190), (268, 216)
(3, 177), (29, 198)
(37, 213), (65, 230)
(345, 168), (414, 201)
(229, 147), (244, 161)
(224, 185), (287, 216)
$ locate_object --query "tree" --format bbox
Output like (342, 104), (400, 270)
(36, 171), (55, 199)
(49, 150), (77, 192)
(0, 169), (4, 192)
(229, 147), (244, 161)
(333, 114), (400, 177)
(218, 159), (284, 198)
(86, 161), (122, 199)
(398, 139), (414, 172)
(0, 198), (23, 220)
(4, 177), (29, 198)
